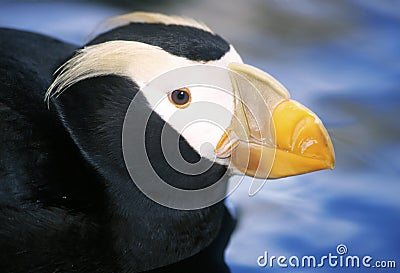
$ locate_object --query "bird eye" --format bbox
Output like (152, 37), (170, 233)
(168, 88), (191, 108)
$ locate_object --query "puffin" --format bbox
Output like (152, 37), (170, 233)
(0, 12), (335, 273)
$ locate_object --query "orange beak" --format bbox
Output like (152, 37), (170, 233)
(215, 63), (335, 179)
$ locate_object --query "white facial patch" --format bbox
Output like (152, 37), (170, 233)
(140, 46), (244, 161)
(148, 84), (235, 161)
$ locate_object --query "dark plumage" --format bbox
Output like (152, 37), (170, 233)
(0, 26), (234, 273)
(88, 23), (231, 61)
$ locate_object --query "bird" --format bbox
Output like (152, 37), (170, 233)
(0, 12), (335, 273)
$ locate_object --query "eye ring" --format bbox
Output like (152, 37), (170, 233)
(168, 88), (192, 109)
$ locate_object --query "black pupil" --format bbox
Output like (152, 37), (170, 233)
(172, 90), (189, 105)
(177, 91), (186, 100)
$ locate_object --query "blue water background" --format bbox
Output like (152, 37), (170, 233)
(1, 1), (399, 272)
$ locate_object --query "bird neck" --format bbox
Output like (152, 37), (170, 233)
(104, 174), (226, 271)
(52, 75), (228, 271)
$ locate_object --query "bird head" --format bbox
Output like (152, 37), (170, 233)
(47, 12), (335, 206)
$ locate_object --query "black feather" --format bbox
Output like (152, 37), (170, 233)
(88, 23), (231, 61)
(0, 28), (235, 273)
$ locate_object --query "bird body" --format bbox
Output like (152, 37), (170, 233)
(0, 12), (334, 273)
(0, 27), (233, 273)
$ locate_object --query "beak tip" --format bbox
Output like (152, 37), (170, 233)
(267, 100), (336, 179)
(328, 158), (336, 170)
(326, 142), (336, 170)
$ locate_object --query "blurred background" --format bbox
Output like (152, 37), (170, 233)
(1, 0), (399, 272)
